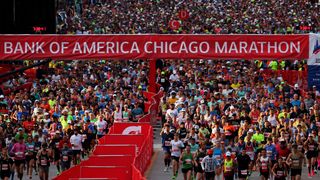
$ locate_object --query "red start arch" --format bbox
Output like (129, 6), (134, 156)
(0, 34), (311, 92)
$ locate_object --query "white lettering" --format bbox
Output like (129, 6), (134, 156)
(72, 42), (82, 54)
(97, 42), (104, 54)
(131, 42), (140, 53)
(189, 42), (198, 54)
(199, 42), (210, 53)
(228, 42), (238, 53)
(4, 42), (13, 54)
(215, 42), (227, 53)
(83, 42), (96, 54)
(279, 42), (289, 53)
(60, 42), (69, 54)
(106, 42), (115, 53)
(49, 42), (60, 54)
(144, 42), (152, 53)
(36, 42), (45, 54)
(179, 42), (188, 53)
(239, 42), (248, 53)
(257, 42), (266, 53)
(120, 42), (129, 53)
(14, 43), (23, 54)
(268, 42), (277, 53)
(169, 42), (178, 53)
(290, 42), (300, 53)
(249, 42), (258, 53)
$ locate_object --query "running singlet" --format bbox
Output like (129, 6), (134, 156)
(260, 156), (269, 172)
(39, 153), (50, 167)
(275, 164), (286, 177)
(291, 154), (302, 169)
(224, 159), (234, 175)
(245, 143), (254, 160)
(213, 148), (222, 162)
(182, 152), (193, 169)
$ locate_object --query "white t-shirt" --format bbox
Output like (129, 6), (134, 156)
(70, 134), (83, 150)
(267, 115), (277, 127)
(170, 140), (184, 157)
(95, 120), (108, 135)
(166, 109), (178, 120)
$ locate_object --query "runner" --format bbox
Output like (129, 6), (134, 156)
(180, 144), (193, 180)
(49, 131), (62, 175)
(70, 129), (83, 165)
(160, 124), (174, 172)
(33, 135), (42, 175)
(194, 144), (206, 180)
(201, 149), (221, 180)
(304, 134), (318, 176)
(272, 157), (287, 180)
(37, 143), (52, 180)
(0, 147), (13, 180)
(256, 149), (272, 180)
(10, 136), (26, 180)
(286, 144), (306, 180)
(60, 142), (72, 172)
(25, 136), (36, 179)
(170, 133), (184, 179)
(237, 148), (251, 180)
(223, 151), (236, 180)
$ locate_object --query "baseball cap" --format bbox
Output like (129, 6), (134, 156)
(294, 84), (299, 88)
(226, 152), (231, 156)
(207, 149), (213, 155)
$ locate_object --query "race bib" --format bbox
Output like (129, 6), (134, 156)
(264, 132), (270, 137)
(292, 160), (300, 167)
(225, 166), (232, 172)
(28, 145), (34, 150)
(267, 150), (272, 157)
(214, 155), (221, 161)
(40, 159), (47, 166)
(56, 142), (60, 148)
(225, 131), (232, 136)
(309, 145), (314, 151)
(173, 148), (179, 152)
(185, 159), (192, 164)
(164, 141), (171, 146)
(16, 152), (23, 158)
(161, 78), (165, 83)
(277, 171), (284, 176)
(62, 156), (68, 162)
(261, 162), (268, 170)
(241, 169), (247, 175)
(2, 164), (8, 171)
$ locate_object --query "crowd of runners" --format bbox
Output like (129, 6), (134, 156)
(56, 0), (319, 34)
(159, 60), (319, 180)
(0, 60), (148, 180)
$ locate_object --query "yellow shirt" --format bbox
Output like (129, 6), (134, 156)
(60, 116), (69, 131)
(231, 83), (240, 89)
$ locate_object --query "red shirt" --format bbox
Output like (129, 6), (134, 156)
(23, 121), (35, 132)
(58, 140), (72, 150)
(276, 144), (290, 159)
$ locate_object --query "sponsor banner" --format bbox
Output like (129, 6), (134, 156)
(0, 34), (309, 60)
(308, 34), (320, 90)
(308, 33), (320, 65)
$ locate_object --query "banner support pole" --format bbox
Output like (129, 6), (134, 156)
(148, 59), (157, 93)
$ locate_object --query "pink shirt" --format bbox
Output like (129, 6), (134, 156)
(11, 143), (27, 160)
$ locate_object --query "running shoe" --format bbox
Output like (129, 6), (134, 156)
(312, 169), (315, 176)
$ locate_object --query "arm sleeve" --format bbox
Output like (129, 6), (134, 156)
(201, 157), (205, 170)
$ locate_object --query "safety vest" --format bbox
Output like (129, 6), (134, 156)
(224, 159), (234, 174)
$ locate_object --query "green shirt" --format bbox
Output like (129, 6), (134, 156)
(182, 152), (193, 169)
(252, 133), (265, 144)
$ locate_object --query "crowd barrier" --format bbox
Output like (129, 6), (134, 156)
(54, 90), (164, 180)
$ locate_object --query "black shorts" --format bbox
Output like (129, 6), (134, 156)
(182, 167), (192, 174)
(54, 153), (61, 161)
(163, 147), (171, 154)
(260, 171), (269, 179)
(194, 165), (204, 173)
(238, 169), (248, 179)
(14, 159), (25, 166)
(224, 175), (234, 180)
(0, 171), (11, 179)
(72, 150), (81, 156)
(171, 156), (179, 162)
(291, 169), (302, 176)
(26, 155), (35, 162)
(205, 171), (215, 179)
(306, 151), (318, 159)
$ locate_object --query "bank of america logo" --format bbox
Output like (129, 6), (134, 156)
(314, 40), (320, 55)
